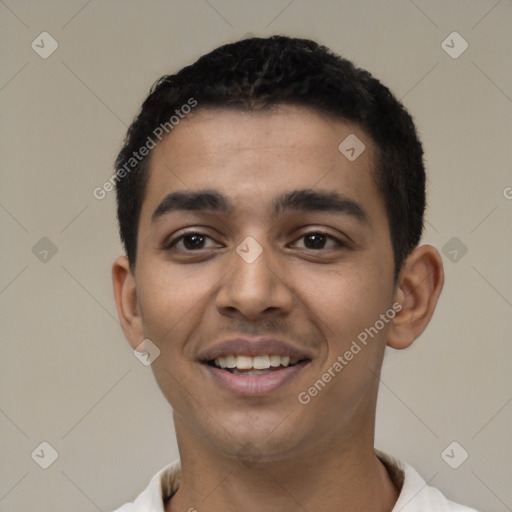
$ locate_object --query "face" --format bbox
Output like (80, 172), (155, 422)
(126, 106), (400, 461)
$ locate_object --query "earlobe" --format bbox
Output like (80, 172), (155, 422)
(387, 245), (444, 350)
(112, 256), (144, 349)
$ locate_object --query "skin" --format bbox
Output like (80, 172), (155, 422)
(113, 105), (444, 512)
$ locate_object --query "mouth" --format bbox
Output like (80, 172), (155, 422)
(197, 337), (313, 396)
(206, 354), (308, 376)
(201, 354), (311, 396)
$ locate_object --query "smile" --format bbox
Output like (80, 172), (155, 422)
(203, 357), (310, 396)
(208, 354), (301, 375)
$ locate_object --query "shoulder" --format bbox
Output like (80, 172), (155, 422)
(377, 451), (479, 512)
(110, 459), (181, 512)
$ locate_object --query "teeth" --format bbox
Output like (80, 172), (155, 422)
(236, 355), (253, 369)
(225, 355), (236, 368)
(269, 355), (281, 367)
(253, 355), (270, 369)
(233, 369), (273, 376)
(215, 357), (227, 369)
(214, 354), (298, 371)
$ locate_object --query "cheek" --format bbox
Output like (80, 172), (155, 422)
(310, 261), (393, 320)
(135, 261), (213, 347)
(297, 269), (394, 421)
(304, 261), (395, 360)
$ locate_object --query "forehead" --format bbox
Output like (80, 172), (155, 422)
(140, 105), (386, 225)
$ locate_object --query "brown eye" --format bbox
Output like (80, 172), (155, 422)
(181, 234), (206, 250)
(293, 232), (343, 250)
(303, 233), (328, 249)
(166, 233), (220, 251)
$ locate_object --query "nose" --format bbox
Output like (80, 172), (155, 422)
(215, 239), (295, 322)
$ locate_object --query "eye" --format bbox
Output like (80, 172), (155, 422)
(165, 232), (221, 251)
(292, 232), (344, 250)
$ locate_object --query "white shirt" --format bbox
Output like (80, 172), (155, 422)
(111, 452), (478, 512)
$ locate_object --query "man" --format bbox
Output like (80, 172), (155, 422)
(111, 36), (477, 511)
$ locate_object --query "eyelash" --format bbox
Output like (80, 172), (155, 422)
(164, 231), (347, 252)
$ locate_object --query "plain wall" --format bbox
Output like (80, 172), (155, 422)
(1, 1), (511, 511)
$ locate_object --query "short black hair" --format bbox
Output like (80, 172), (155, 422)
(115, 35), (425, 278)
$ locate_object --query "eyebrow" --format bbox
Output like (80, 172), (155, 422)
(152, 189), (369, 225)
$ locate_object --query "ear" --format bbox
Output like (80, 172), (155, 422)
(112, 256), (144, 350)
(387, 244), (444, 350)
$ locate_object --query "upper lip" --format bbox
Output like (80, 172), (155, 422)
(197, 336), (312, 362)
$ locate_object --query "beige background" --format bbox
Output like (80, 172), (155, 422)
(1, 1), (511, 511)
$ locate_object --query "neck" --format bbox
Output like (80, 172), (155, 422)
(167, 418), (399, 512)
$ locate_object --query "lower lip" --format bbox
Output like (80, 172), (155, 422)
(202, 362), (309, 396)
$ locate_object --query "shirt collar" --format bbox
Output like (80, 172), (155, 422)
(156, 450), (406, 507)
